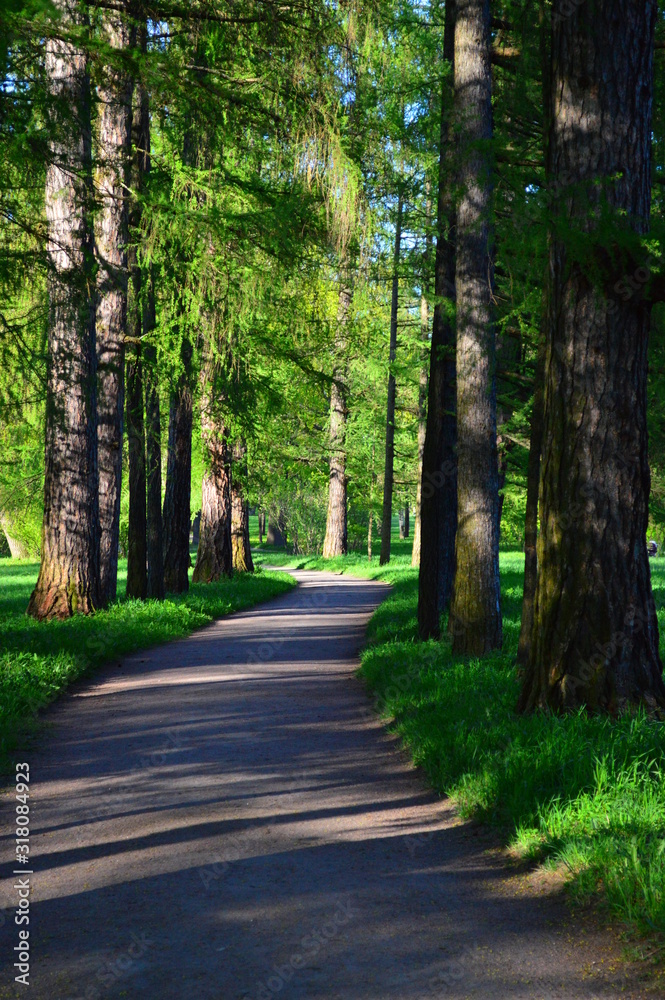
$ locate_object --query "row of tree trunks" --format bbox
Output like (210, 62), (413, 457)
(96, 7), (134, 606)
(519, 0), (665, 713)
(411, 279), (430, 568)
(379, 190), (404, 565)
(449, 0), (502, 656)
(322, 277), (351, 558)
(162, 340), (193, 593)
(125, 23), (164, 602)
(417, 0), (458, 639)
(28, 2), (100, 620)
(231, 439), (254, 573)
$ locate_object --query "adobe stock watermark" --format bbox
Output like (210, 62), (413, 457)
(68, 931), (154, 1000)
(253, 897), (358, 999)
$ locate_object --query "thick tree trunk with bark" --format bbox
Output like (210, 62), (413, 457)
(144, 331), (163, 599)
(192, 377), (233, 582)
(231, 439), (254, 573)
(162, 341), (193, 594)
(379, 192), (403, 566)
(417, 0), (458, 638)
(28, 4), (100, 620)
(322, 279), (351, 558)
(519, 0), (665, 714)
(449, 0), (502, 656)
(96, 8), (133, 606)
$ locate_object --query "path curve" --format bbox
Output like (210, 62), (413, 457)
(0, 570), (654, 998)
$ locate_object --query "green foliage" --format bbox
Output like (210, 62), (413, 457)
(0, 558), (295, 772)
(356, 551), (665, 939)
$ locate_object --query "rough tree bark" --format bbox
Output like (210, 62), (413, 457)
(449, 0), (502, 656)
(379, 190), (403, 566)
(322, 278), (351, 558)
(96, 7), (133, 606)
(162, 340), (193, 593)
(28, 3), (99, 620)
(192, 378), (233, 583)
(417, 0), (458, 639)
(231, 439), (254, 573)
(519, 0), (665, 714)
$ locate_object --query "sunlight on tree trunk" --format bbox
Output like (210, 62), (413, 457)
(323, 278), (351, 558)
(96, 7), (133, 606)
(28, 3), (99, 620)
(449, 0), (502, 656)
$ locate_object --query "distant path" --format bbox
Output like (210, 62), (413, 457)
(0, 570), (654, 998)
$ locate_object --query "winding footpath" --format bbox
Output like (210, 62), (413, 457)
(0, 570), (657, 999)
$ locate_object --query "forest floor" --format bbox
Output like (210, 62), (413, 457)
(0, 567), (661, 998)
(0, 557), (295, 774)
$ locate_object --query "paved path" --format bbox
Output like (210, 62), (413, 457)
(0, 570), (655, 999)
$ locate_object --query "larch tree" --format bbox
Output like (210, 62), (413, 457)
(28, 1), (100, 620)
(448, 0), (502, 656)
(322, 277), (351, 557)
(417, 0), (457, 639)
(379, 189), (403, 565)
(519, 0), (665, 713)
(162, 338), (194, 593)
(95, 6), (134, 606)
(125, 52), (148, 601)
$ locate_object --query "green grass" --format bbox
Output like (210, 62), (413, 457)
(0, 556), (295, 773)
(256, 535), (665, 939)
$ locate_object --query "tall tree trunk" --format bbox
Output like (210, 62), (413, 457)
(258, 510), (265, 544)
(96, 8), (133, 606)
(449, 0), (502, 656)
(162, 341), (193, 594)
(144, 331), (163, 599)
(267, 517), (286, 547)
(28, 4), (99, 620)
(125, 52), (148, 601)
(192, 379), (233, 583)
(404, 505), (409, 538)
(1, 517), (32, 559)
(417, 0), (458, 638)
(411, 288), (429, 568)
(379, 191), (404, 566)
(322, 278), (351, 558)
(231, 439), (254, 573)
(125, 341), (146, 599)
(519, 0), (665, 714)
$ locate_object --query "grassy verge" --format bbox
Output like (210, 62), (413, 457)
(357, 551), (665, 939)
(258, 539), (665, 939)
(0, 557), (295, 773)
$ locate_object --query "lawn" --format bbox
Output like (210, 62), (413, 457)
(255, 536), (665, 941)
(0, 554), (295, 773)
